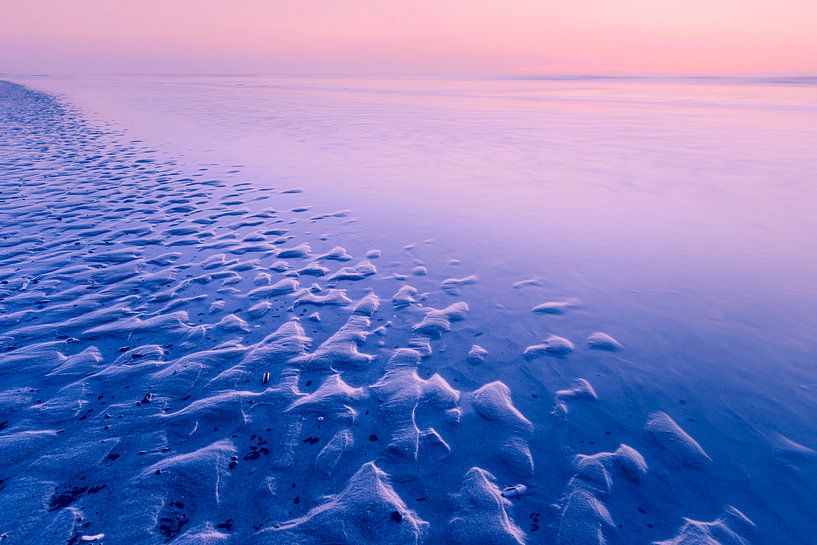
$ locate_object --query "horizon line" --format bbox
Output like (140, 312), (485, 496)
(0, 72), (817, 83)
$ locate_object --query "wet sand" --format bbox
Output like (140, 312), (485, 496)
(1, 79), (816, 544)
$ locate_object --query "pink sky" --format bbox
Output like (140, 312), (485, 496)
(1, 0), (815, 76)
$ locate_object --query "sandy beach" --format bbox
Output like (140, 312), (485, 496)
(1, 75), (816, 545)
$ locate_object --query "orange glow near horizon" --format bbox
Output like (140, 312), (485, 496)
(1, 0), (816, 76)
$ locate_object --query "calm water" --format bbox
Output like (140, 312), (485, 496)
(15, 75), (817, 542)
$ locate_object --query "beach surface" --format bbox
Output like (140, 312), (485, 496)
(1, 77), (816, 544)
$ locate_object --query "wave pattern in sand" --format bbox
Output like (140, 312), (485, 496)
(0, 81), (756, 545)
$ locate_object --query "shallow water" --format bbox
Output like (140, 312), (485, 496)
(2, 76), (816, 544)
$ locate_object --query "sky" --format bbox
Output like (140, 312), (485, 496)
(1, 0), (815, 76)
